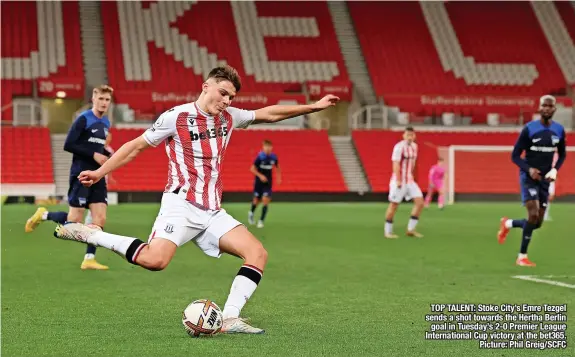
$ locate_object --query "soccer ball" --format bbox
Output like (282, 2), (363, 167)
(182, 299), (223, 337)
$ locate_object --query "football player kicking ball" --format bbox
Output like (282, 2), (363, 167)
(497, 95), (566, 267)
(51, 65), (339, 334)
(384, 127), (425, 239)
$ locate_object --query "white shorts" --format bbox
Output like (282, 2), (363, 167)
(549, 181), (556, 196)
(388, 181), (423, 203)
(148, 193), (243, 258)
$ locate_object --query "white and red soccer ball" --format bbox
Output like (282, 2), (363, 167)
(182, 299), (223, 337)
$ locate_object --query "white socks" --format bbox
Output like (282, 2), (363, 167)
(222, 265), (263, 320)
(407, 217), (419, 231)
(92, 230), (138, 256)
(42, 211), (48, 220)
(505, 219), (513, 229)
(385, 221), (393, 235)
(84, 253), (95, 260)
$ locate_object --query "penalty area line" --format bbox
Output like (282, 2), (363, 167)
(512, 275), (575, 289)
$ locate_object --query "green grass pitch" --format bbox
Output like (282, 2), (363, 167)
(2, 202), (574, 357)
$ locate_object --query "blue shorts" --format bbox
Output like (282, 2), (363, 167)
(253, 182), (272, 198)
(519, 173), (550, 206)
(68, 175), (108, 208)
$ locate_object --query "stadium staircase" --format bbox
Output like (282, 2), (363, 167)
(327, 1), (377, 105)
(79, 0), (108, 91)
(329, 136), (370, 193)
(50, 134), (73, 196)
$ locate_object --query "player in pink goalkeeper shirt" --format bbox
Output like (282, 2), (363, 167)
(425, 158), (446, 209)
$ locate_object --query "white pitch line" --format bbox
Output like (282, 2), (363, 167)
(512, 275), (575, 289)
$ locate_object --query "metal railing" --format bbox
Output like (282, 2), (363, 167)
(350, 104), (388, 129)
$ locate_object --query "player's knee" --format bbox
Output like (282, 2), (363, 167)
(527, 211), (539, 224)
(91, 214), (106, 227)
(246, 242), (268, 266)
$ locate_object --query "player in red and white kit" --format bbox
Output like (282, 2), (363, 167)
(52, 66), (340, 334)
(384, 127), (425, 239)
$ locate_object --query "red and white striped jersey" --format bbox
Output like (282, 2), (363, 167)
(142, 102), (255, 210)
(390, 140), (418, 184)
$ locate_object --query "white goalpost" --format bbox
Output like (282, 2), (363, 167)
(442, 145), (575, 205)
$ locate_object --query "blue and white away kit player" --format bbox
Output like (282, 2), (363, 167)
(497, 95), (567, 267)
(248, 140), (281, 228)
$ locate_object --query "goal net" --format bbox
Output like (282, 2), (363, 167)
(439, 145), (575, 204)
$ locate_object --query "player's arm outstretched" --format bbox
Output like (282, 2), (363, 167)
(252, 95), (339, 124)
(511, 127), (542, 181)
(78, 111), (176, 186)
(64, 116), (108, 165)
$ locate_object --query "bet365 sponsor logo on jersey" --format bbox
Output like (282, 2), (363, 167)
(189, 127), (229, 141)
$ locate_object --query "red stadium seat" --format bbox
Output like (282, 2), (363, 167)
(348, 1), (571, 114)
(0, 127), (54, 183)
(108, 129), (347, 193)
(0, 1), (84, 121)
(101, 1), (348, 115)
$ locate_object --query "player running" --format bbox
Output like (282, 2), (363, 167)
(27, 134), (116, 247)
(49, 66), (339, 334)
(424, 157), (446, 209)
(248, 140), (281, 228)
(497, 95), (567, 267)
(384, 126), (425, 239)
(25, 85), (114, 270)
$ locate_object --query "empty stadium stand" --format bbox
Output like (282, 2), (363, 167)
(348, 1), (573, 115)
(1, 127), (54, 184)
(1, 1), (84, 121)
(101, 1), (348, 114)
(108, 129), (347, 193)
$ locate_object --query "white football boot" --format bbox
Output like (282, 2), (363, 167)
(221, 317), (265, 334)
(54, 223), (99, 245)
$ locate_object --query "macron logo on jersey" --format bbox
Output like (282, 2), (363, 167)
(189, 126), (229, 142)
